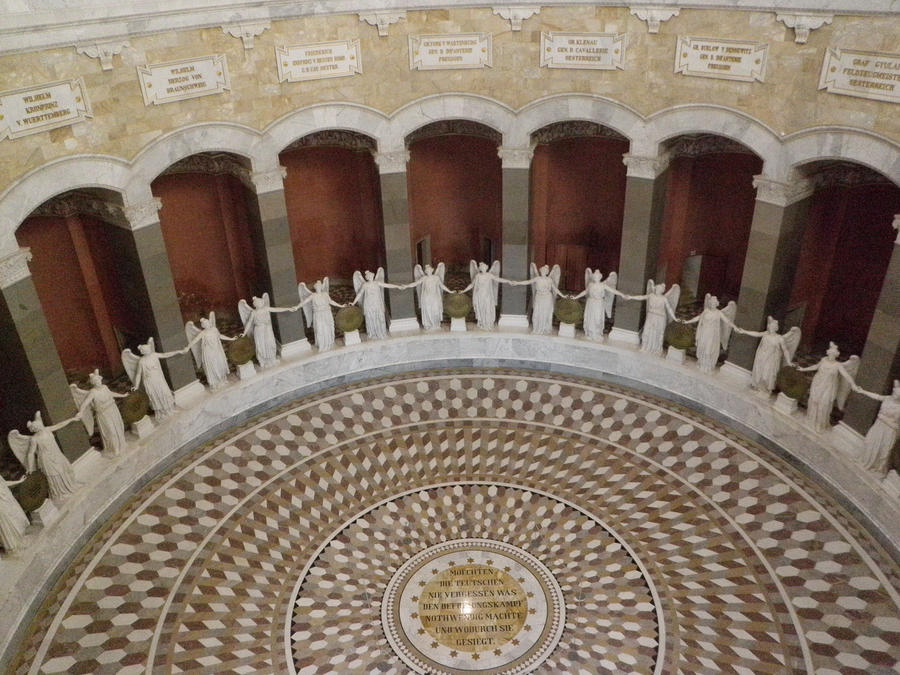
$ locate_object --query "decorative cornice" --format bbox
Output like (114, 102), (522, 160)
(0, 248), (32, 289)
(74, 39), (130, 71)
(497, 145), (534, 169)
(358, 11), (406, 37)
(752, 175), (814, 207)
(160, 152), (253, 188)
(808, 162), (891, 190)
(29, 191), (128, 228)
(532, 120), (627, 145)
(622, 153), (670, 179)
(374, 150), (410, 174)
(221, 20), (271, 49)
(285, 130), (377, 153)
(775, 13), (833, 44)
(406, 120), (502, 146)
(250, 166), (288, 193)
(668, 133), (756, 158)
(492, 6), (541, 31)
(629, 6), (680, 34)
(123, 197), (163, 229)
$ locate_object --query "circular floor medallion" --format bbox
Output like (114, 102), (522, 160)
(382, 539), (565, 674)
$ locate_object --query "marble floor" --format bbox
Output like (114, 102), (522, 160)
(9, 370), (900, 674)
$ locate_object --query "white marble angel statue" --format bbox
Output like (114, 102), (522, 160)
(122, 338), (186, 419)
(297, 279), (345, 351)
(409, 263), (452, 331)
(515, 263), (563, 335)
(352, 268), (404, 340)
(852, 380), (900, 477)
(0, 476), (28, 554)
(8, 411), (79, 500)
(680, 294), (737, 373)
(463, 260), (503, 330)
(70, 370), (128, 456)
(239, 293), (297, 369)
(185, 312), (235, 389)
(570, 269), (620, 340)
(797, 342), (860, 432)
(624, 280), (680, 356)
(732, 316), (802, 394)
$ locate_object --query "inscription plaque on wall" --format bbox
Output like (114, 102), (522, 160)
(675, 36), (767, 82)
(0, 79), (92, 140)
(137, 55), (230, 106)
(276, 40), (362, 82)
(409, 33), (492, 70)
(819, 48), (900, 104)
(540, 32), (626, 70)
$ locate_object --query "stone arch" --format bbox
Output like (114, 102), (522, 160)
(784, 127), (900, 186)
(389, 93), (516, 150)
(511, 94), (644, 148)
(264, 102), (390, 157)
(0, 155), (131, 253)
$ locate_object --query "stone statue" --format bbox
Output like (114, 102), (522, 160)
(70, 370), (128, 456)
(7, 411), (78, 500)
(297, 278), (345, 351)
(410, 263), (451, 331)
(0, 476), (28, 554)
(571, 269), (619, 340)
(464, 260), (503, 330)
(352, 268), (404, 340)
(798, 342), (860, 432)
(185, 312), (235, 389)
(122, 338), (187, 419)
(680, 294), (737, 373)
(516, 263), (563, 335)
(239, 293), (297, 369)
(733, 316), (802, 394)
(852, 380), (900, 478)
(625, 280), (680, 356)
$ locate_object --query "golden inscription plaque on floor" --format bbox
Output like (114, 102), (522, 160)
(382, 539), (565, 674)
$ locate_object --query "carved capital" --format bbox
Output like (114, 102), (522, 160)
(251, 166), (287, 193)
(374, 149), (410, 174)
(497, 145), (534, 169)
(358, 11), (406, 37)
(0, 248), (32, 289)
(775, 13), (833, 44)
(622, 153), (669, 179)
(752, 175), (814, 207)
(222, 20), (271, 49)
(123, 197), (162, 229)
(75, 39), (130, 71)
(492, 6), (541, 32)
(629, 6), (680, 34)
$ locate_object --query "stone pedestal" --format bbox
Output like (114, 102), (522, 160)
(666, 346), (686, 363)
(281, 338), (312, 360)
(344, 330), (361, 345)
(450, 317), (467, 332)
(132, 415), (154, 438)
(237, 362), (257, 380)
(774, 392), (799, 415)
(558, 322), (575, 338)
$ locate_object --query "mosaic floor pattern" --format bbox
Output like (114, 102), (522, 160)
(10, 370), (900, 674)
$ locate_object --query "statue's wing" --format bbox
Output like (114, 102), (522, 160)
(121, 348), (140, 385)
(836, 355), (861, 410)
(664, 284), (680, 313)
(530, 262), (538, 280)
(604, 271), (618, 318)
(353, 270), (364, 295)
(436, 262), (445, 283)
(238, 299), (252, 329)
(489, 261), (501, 306)
(322, 277), (330, 293)
(549, 264), (561, 288)
(719, 301), (737, 349)
(469, 260), (478, 282)
(147, 337), (155, 353)
(489, 260), (501, 277)
(297, 283), (313, 325)
(261, 292), (271, 308)
(69, 384), (94, 435)
(646, 278), (655, 295)
(413, 264), (424, 282)
(585, 267), (593, 290)
(375, 267), (385, 283)
(7, 430), (30, 468)
(185, 321), (202, 369)
(783, 327), (802, 361)
(209, 311), (216, 325)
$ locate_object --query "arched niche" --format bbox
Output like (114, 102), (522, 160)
(529, 121), (629, 291)
(150, 152), (265, 327)
(14, 188), (136, 379)
(278, 131), (384, 285)
(656, 134), (763, 305)
(787, 161), (900, 356)
(406, 120), (503, 270)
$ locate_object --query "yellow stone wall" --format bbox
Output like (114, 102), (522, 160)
(0, 7), (898, 192)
